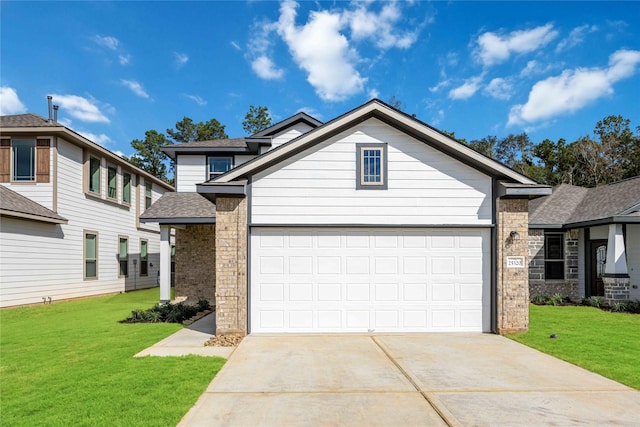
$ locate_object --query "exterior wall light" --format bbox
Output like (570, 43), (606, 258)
(510, 231), (521, 241)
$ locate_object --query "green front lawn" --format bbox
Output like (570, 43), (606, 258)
(508, 304), (640, 390)
(0, 289), (225, 426)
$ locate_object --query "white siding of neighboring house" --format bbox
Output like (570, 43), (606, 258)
(628, 224), (640, 300)
(0, 137), (170, 307)
(270, 122), (315, 149)
(176, 155), (206, 192)
(250, 118), (492, 226)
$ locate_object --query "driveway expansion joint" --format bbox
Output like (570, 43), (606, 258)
(371, 336), (454, 427)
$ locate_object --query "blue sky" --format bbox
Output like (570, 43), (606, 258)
(1, 1), (639, 158)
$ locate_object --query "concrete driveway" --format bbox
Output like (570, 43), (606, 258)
(179, 334), (640, 426)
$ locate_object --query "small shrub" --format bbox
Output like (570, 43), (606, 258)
(531, 295), (549, 305)
(582, 296), (605, 308)
(626, 300), (640, 314)
(120, 300), (209, 324)
(549, 293), (564, 306)
(197, 299), (211, 311)
(610, 301), (627, 312)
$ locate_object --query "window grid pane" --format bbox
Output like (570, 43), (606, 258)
(123, 174), (131, 204)
(145, 183), (152, 209)
(107, 166), (117, 199)
(363, 149), (382, 183)
(13, 140), (36, 181)
(85, 233), (97, 278)
(209, 157), (233, 179)
(90, 157), (100, 193)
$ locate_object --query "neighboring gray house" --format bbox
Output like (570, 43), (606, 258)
(528, 177), (640, 302)
(0, 106), (173, 307)
(142, 99), (550, 336)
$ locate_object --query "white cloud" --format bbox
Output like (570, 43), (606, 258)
(448, 75), (483, 100)
(230, 41), (241, 51)
(0, 87), (27, 115)
(93, 35), (119, 50)
(185, 94), (207, 106)
(475, 24), (558, 66)
(174, 52), (189, 68)
(484, 77), (513, 100)
(121, 80), (150, 99)
(295, 106), (323, 120)
(78, 131), (112, 146)
(275, 0), (366, 101)
(368, 88), (380, 99)
(430, 109), (444, 126)
(346, 2), (418, 49)
(113, 150), (126, 158)
(508, 49), (640, 126)
(555, 25), (598, 52)
(118, 54), (131, 65)
(50, 94), (110, 123)
(429, 79), (450, 93)
(251, 55), (285, 79)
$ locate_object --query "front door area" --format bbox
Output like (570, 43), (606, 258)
(589, 239), (607, 297)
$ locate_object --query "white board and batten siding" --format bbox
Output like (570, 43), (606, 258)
(249, 118), (493, 333)
(0, 137), (169, 307)
(250, 117), (492, 226)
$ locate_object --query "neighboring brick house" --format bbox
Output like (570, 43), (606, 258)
(141, 99), (550, 336)
(528, 177), (640, 303)
(0, 103), (173, 307)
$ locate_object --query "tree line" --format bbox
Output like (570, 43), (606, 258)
(126, 104), (638, 188)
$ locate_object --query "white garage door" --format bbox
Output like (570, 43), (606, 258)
(250, 228), (491, 333)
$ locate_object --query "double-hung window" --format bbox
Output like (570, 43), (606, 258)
(544, 233), (564, 280)
(107, 165), (117, 199)
(84, 232), (98, 279)
(208, 157), (233, 180)
(119, 237), (128, 277)
(145, 182), (152, 209)
(356, 143), (387, 189)
(12, 140), (36, 181)
(122, 173), (131, 204)
(89, 156), (101, 193)
(140, 239), (148, 276)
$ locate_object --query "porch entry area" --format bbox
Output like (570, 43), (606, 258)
(588, 239), (607, 297)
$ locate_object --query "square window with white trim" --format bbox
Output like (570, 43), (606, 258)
(356, 143), (387, 189)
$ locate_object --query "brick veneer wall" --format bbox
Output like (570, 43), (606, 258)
(528, 229), (579, 300)
(175, 224), (216, 305)
(214, 197), (247, 336)
(496, 198), (529, 334)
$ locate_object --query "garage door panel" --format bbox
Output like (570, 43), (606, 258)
(251, 228), (490, 333)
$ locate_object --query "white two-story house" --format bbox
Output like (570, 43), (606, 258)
(0, 106), (173, 308)
(142, 100), (549, 336)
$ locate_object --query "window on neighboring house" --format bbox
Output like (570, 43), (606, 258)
(208, 157), (233, 180)
(122, 173), (131, 204)
(544, 233), (564, 280)
(119, 237), (128, 277)
(140, 239), (148, 276)
(356, 143), (387, 189)
(89, 156), (101, 193)
(12, 140), (36, 181)
(145, 182), (152, 209)
(84, 232), (98, 279)
(107, 165), (117, 199)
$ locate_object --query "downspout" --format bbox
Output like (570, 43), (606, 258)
(491, 178), (498, 333)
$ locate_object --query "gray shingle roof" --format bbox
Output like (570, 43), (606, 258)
(0, 185), (67, 223)
(139, 192), (216, 224)
(529, 176), (640, 226)
(0, 114), (63, 128)
(167, 138), (248, 149)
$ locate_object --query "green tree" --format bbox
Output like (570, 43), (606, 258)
(468, 136), (498, 158)
(167, 117), (227, 144)
(128, 130), (172, 182)
(242, 105), (272, 135)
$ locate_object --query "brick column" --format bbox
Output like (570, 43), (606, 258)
(496, 198), (529, 334)
(215, 197), (247, 336)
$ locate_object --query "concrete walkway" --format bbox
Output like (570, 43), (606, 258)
(134, 313), (234, 359)
(179, 334), (640, 426)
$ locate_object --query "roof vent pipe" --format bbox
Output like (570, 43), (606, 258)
(47, 96), (53, 123)
(53, 105), (59, 123)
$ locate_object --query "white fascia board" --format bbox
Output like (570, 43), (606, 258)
(215, 101), (536, 185)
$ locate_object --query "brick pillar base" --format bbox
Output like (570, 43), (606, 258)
(603, 276), (630, 304)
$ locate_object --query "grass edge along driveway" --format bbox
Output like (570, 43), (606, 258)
(508, 304), (640, 390)
(0, 288), (224, 427)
